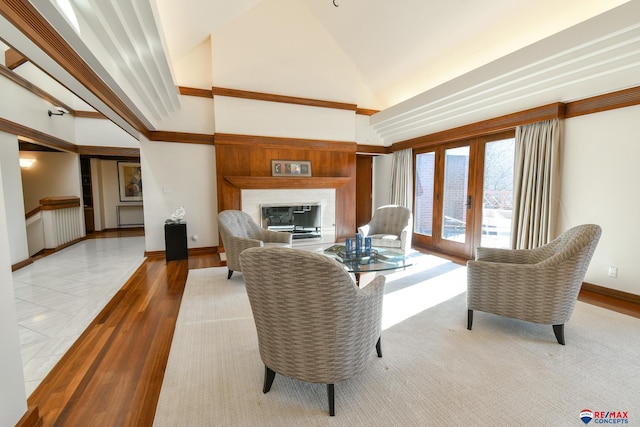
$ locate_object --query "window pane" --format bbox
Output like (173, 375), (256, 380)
(442, 146), (469, 242)
(481, 138), (515, 248)
(414, 152), (435, 236)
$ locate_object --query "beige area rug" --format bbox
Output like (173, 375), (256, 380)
(154, 256), (640, 426)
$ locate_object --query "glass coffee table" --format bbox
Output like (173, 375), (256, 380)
(320, 244), (412, 286)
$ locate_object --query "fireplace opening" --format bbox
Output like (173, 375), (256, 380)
(261, 204), (321, 240)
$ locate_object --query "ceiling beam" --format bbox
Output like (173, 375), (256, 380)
(0, 0), (150, 137)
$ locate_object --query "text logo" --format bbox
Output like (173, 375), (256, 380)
(581, 409), (629, 424)
(581, 409), (594, 425)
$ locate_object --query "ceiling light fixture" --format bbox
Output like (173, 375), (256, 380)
(19, 158), (36, 168)
(48, 108), (68, 117)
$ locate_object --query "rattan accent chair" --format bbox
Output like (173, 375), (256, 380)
(466, 224), (601, 345)
(239, 247), (385, 416)
(217, 210), (292, 279)
(358, 205), (413, 253)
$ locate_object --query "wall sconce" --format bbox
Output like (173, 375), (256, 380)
(19, 158), (36, 168)
(48, 108), (68, 117)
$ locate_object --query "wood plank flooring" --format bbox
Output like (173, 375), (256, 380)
(23, 247), (222, 427)
(18, 238), (640, 426)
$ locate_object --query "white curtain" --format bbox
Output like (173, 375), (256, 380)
(390, 149), (413, 209)
(511, 119), (561, 249)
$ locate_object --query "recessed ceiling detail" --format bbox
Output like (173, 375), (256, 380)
(29, 0), (180, 128)
(371, 1), (640, 144)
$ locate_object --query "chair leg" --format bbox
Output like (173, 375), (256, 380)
(227, 270), (233, 279)
(263, 366), (276, 393)
(467, 309), (473, 330)
(553, 324), (565, 345)
(327, 384), (335, 416)
(376, 337), (382, 358)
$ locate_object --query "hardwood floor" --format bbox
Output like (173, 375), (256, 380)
(578, 288), (640, 320)
(22, 247), (223, 427)
(18, 239), (640, 426)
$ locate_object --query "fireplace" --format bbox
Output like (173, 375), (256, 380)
(241, 189), (336, 245)
(261, 204), (322, 240)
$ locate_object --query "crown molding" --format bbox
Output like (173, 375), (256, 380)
(4, 46), (26, 69)
(565, 86), (640, 118)
(392, 102), (565, 151)
(212, 86), (358, 112)
(356, 107), (380, 116)
(214, 133), (356, 152)
(0, 63), (75, 114)
(356, 144), (389, 155)
(148, 131), (214, 145)
(178, 86), (213, 98)
(178, 85), (380, 115)
(76, 145), (140, 158)
(0, 116), (77, 152)
(74, 111), (106, 119)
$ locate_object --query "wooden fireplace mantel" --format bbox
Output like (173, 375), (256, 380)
(224, 176), (351, 189)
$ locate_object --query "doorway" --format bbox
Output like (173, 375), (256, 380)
(356, 155), (373, 229)
(413, 131), (515, 258)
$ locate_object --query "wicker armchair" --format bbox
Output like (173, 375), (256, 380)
(239, 247), (385, 416)
(466, 224), (601, 345)
(358, 205), (412, 253)
(218, 210), (292, 279)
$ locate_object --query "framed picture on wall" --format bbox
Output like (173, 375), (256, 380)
(118, 161), (143, 202)
(271, 160), (312, 177)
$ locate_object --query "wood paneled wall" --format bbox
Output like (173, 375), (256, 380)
(215, 133), (358, 239)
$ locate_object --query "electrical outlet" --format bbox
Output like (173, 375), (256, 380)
(608, 266), (618, 278)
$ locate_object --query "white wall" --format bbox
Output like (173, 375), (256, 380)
(0, 71), (75, 143)
(213, 96), (356, 140)
(355, 114), (384, 146)
(0, 161), (28, 426)
(172, 37), (212, 89)
(13, 62), (93, 111)
(211, 0), (357, 103)
(209, 0), (363, 142)
(140, 137), (218, 252)
(559, 104), (640, 295)
(90, 158), (103, 231)
(0, 132), (29, 264)
(154, 95), (214, 134)
(373, 154), (393, 209)
(96, 160), (124, 230)
(20, 151), (82, 212)
(74, 118), (139, 148)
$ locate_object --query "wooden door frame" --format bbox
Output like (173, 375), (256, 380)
(355, 155), (373, 229)
(412, 130), (516, 259)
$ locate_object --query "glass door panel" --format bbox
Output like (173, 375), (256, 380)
(442, 146), (470, 243)
(481, 138), (515, 248)
(414, 152), (435, 237)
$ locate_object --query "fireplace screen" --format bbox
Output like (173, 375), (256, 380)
(261, 204), (321, 240)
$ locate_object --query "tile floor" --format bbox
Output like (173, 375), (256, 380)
(11, 237), (146, 396)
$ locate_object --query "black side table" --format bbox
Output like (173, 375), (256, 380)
(164, 222), (188, 262)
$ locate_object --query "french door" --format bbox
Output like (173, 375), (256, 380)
(413, 131), (515, 259)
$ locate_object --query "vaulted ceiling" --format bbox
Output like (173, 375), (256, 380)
(154, 0), (631, 108)
(1, 0), (638, 144)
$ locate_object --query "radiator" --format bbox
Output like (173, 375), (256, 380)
(42, 205), (84, 249)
